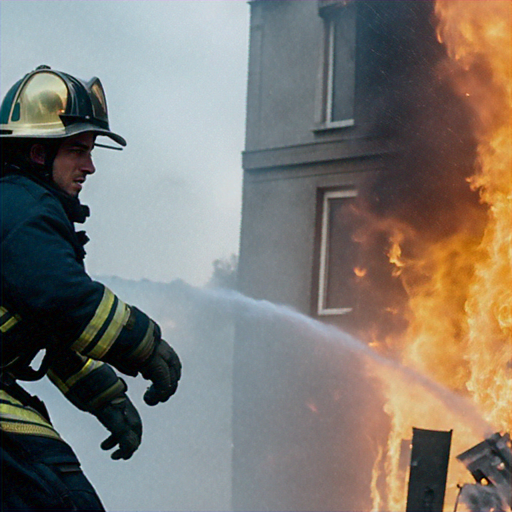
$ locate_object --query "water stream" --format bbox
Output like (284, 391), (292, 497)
(192, 285), (494, 439)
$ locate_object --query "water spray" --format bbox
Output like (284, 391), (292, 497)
(190, 284), (495, 438)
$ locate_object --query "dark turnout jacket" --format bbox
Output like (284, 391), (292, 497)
(0, 171), (158, 438)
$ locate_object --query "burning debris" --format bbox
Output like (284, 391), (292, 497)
(456, 433), (512, 512)
(404, 431), (511, 512)
(458, 485), (507, 512)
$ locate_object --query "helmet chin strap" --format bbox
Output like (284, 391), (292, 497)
(25, 140), (61, 183)
(41, 141), (61, 183)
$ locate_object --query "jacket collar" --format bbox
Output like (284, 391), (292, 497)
(4, 164), (90, 224)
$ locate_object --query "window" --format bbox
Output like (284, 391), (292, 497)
(320, 1), (356, 128)
(317, 189), (359, 316)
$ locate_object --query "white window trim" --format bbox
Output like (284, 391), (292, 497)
(317, 188), (358, 316)
(324, 18), (355, 129)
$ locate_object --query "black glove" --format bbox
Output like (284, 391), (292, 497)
(95, 394), (142, 460)
(140, 340), (181, 406)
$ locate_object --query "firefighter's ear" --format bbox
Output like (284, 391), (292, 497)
(30, 144), (46, 166)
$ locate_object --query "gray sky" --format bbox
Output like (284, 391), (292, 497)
(1, 0), (249, 286)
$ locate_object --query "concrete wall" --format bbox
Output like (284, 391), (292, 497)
(245, 0), (322, 151)
(243, 0), (436, 154)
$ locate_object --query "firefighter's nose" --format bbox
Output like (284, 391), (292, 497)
(84, 156), (96, 174)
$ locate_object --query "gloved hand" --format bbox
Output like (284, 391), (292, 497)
(140, 339), (181, 406)
(95, 394), (142, 460)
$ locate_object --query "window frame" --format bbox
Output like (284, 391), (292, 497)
(317, 1), (357, 130)
(317, 188), (358, 316)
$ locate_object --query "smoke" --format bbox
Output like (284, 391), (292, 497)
(343, 1), (488, 350)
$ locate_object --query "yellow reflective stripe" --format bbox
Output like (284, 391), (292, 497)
(1, 403), (50, 425)
(48, 358), (103, 394)
(0, 306), (21, 333)
(1, 421), (62, 440)
(0, 390), (22, 405)
(86, 300), (130, 359)
(65, 358), (103, 388)
(88, 380), (125, 410)
(0, 396), (61, 440)
(71, 288), (115, 353)
(128, 321), (155, 363)
(1, 317), (18, 333)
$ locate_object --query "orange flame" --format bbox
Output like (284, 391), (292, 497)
(435, 0), (512, 438)
(387, 231), (406, 278)
(354, 266), (368, 278)
(370, 2), (512, 510)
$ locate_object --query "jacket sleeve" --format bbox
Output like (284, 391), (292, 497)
(68, 291), (158, 374)
(1, 188), (159, 374)
(47, 350), (126, 413)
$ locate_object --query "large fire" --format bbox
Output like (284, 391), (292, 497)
(369, 1), (512, 510)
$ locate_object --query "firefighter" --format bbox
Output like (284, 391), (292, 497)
(0, 66), (182, 510)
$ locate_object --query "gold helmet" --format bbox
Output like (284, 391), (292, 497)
(0, 65), (126, 148)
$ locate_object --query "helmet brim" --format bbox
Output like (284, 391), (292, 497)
(68, 123), (127, 147)
(0, 122), (127, 149)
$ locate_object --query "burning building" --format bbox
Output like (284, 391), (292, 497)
(233, 1), (511, 511)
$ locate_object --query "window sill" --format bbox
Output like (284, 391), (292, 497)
(317, 307), (353, 316)
(313, 119), (355, 133)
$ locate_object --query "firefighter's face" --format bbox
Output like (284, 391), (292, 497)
(51, 132), (96, 197)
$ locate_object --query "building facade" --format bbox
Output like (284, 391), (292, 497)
(233, 1), (477, 510)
